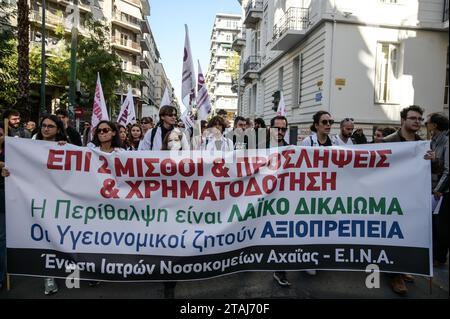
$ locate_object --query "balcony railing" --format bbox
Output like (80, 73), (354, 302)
(111, 36), (141, 51)
(124, 0), (141, 7)
(273, 7), (310, 41)
(112, 10), (142, 30)
(243, 55), (260, 74)
(233, 28), (246, 41)
(245, 0), (263, 16)
(232, 28), (246, 52)
(30, 8), (64, 26)
(243, 0), (263, 28)
(139, 53), (150, 68)
(122, 64), (141, 75)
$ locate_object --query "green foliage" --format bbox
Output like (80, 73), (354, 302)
(29, 43), (70, 86)
(0, 12), (126, 115)
(0, 36), (18, 109)
(77, 18), (123, 114)
(0, 1), (17, 110)
(226, 51), (241, 81)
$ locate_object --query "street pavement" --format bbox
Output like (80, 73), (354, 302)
(0, 263), (448, 299)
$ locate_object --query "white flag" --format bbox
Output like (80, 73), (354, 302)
(91, 73), (109, 135)
(117, 87), (136, 127)
(181, 24), (196, 114)
(196, 61), (212, 121)
(161, 87), (171, 106)
(277, 90), (286, 116)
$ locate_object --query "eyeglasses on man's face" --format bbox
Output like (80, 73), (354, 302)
(273, 127), (287, 132)
(406, 117), (424, 122)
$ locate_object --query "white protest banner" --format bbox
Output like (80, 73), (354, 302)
(5, 138), (432, 281)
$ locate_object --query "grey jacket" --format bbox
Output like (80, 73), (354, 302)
(433, 130), (449, 193)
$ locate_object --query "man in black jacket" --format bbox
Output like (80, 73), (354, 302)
(56, 108), (82, 146)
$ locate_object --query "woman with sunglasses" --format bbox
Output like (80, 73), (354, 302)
(140, 117), (154, 135)
(127, 124), (144, 151)
(301, 111), (334, 147)
(90, 121), (123, 153)
(2, 115), (67, 295)
(299, 111), (334, 276)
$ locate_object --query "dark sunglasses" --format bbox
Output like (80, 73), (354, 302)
(97, 128), (112, 134)
(273, 127), (287, 132)
(164, 113), (177, 117)
(344, 118), (354, 122)
(321, 120), (334, 126)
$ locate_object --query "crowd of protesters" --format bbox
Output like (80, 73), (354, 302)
(0, 104), (447, 297)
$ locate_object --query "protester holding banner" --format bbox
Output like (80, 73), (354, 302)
(382, 105), (434, 295)
(138, 105), (189, 151)
(272, 115), (316, 287)
(426, 113), (449, 266)
(127, 124), (144, 151)
(89, 121), (123, 153)
(11, 115), (67, 294)
(301, 111), (334, 147)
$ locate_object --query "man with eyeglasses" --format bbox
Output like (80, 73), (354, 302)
(382, 105), (435, 296)
(138, 105), (189, 151)
(270, 115), (296, 287)
(268, 115), (289, 148)
(383, 105), (424, 143)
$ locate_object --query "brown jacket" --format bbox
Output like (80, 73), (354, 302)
(382, 130), (421, 143)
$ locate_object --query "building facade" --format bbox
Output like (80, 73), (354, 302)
(206, 13), (241, 122)
(235, 0), (449, 141)
(10, 0), (175, 121)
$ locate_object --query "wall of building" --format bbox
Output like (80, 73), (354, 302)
(237, 0), (448, 141)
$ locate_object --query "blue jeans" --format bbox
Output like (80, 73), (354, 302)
(0, 190), (6, 284)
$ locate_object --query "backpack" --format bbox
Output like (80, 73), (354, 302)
(149, 124), (160, 150)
